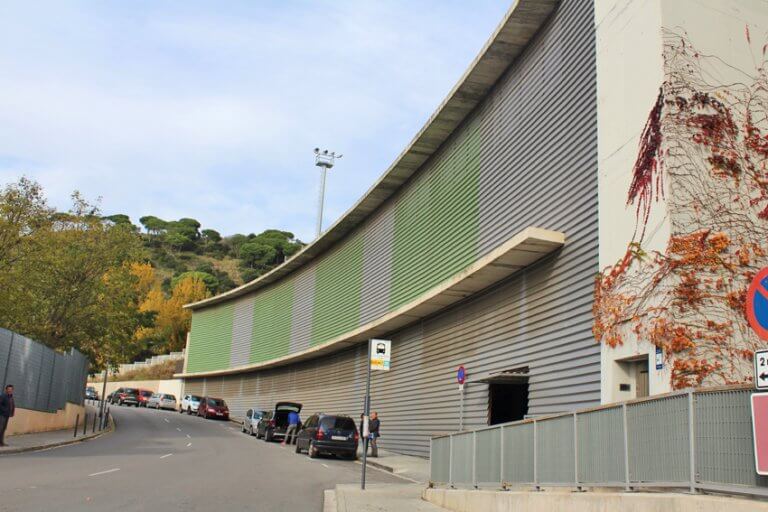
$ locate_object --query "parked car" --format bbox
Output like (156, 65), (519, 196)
(256, 401), (302, 442)
(120, 388), (140, 406)
(295, 413), (359, 459)
(85, 386), (99, 401)
(108, 387), (128, 405)
(137, 389), (153, 407)
(147, 393), (177, 410)
(241, 408), (267, 435)
(197, 397), (229, 420)
(180, 394), (202, 415)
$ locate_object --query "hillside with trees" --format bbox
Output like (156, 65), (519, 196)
(0, 178), (304, 370)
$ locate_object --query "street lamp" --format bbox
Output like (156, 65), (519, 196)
(313, 148), (342, 239)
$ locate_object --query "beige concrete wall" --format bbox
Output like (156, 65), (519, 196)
(423, 488), (768, 512)
(6, 402), (85, 436)
(88, 379), (183, 400)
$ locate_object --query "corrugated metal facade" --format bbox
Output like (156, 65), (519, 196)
(184, 0), (597, 456)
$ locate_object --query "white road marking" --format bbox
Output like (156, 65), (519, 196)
(163, 418), (170, 423)
(186, 434), (191, 438)
(176, 428), (182, 431)
(186, 442), (192, 447)
(321, 464), (329, 468)
(160, 453), (173, 459)
(88, 468), (120, 477)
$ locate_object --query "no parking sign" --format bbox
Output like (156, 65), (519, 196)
(747, 267), (768, 341)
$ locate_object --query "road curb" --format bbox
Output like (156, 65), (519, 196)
(0, 414), (115, 456)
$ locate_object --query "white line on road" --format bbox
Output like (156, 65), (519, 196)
(176, 428), (182, 431)
(321, 464), (329, 468)
(186, 442), (192, 447)
(163, 418), (170, 423)
(88, 468), (120, 477)
(186, 434), (191, 438)
(160, 453), (173, 459)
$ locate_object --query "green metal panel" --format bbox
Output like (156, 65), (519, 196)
(186, 303), (235, 373)
(311, 235), (364, 346)
(390, 115), (481, 310)
(250, 279), (295, 363)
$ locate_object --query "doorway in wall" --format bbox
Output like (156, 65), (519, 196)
(488, 381), (529, 425)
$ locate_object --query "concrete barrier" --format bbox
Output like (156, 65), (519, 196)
(423, 488), (768, 512)
(6, 402), (85, 436)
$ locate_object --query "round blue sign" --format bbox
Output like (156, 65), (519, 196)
(748, 268), (768, 340)
(457, 366), (466, 385)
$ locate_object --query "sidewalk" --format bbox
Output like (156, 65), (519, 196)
(360, 448), (430, 483)
(0, 405), (112, 455)
(327, 484), (448, 512)
(323, 449), (441, 512)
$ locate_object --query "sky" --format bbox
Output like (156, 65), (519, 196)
(0, 1), (509, 243)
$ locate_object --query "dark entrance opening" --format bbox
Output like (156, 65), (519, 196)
(488, 381), (529, 425)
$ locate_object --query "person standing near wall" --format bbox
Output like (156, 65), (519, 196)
(0, 384), (15, 447)
(368, 411), (380, 458)
(282, 410), (300, 446)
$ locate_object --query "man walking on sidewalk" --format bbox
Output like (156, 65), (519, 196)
(0, 384), (15, 447)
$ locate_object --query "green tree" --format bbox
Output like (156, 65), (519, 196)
(139, 215), (168, 235)
(201, 229), (221, 243)
(171, 271), (218, 293)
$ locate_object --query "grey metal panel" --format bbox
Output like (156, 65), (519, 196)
(450, 432), (473, 485)
(431, 437), (451, 484)
(627, 395), (689, 483)
(230, 296), (255, 367)
(289, 267), (316, 353)
(696, 390), (768, 488)
(182, 0), (597, 457)
(35, 348), (55, 411)
(578, 406), (625, 483)
(4, 335), (42, 409)
(502, 422), (534, 484)
(358, 206), (395, 326)
(537, 415), (575, 484)
(49, 352), (66, 410)
(476, 428), (501, 484)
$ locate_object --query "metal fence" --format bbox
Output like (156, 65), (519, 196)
(430, 387), (768, 498)
(0, 327), (89, 412)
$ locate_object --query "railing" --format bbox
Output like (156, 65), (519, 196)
(430, 387), (768, 498)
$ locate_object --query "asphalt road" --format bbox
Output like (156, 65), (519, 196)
(0, 404), (403, 512)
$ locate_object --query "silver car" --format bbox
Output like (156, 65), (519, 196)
(241, 408), (266, 436)
(147, 393), (177, 410)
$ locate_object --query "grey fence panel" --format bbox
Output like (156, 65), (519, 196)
(34, 348), (55, 411)
(578, 406), (625, 484)
(0, 328), (13, 385)
(696, 389), (768, 488)
(48, 352), (66, 410)
(475, 428), (501, 485)
(537, 415), (576, 484)
(502, 422), (534, 484)
(450, 432), (474, 485)
(0, 328), (89, 411)
(627, 394), (690, 483)
(431, 388), (768, 498)
(431, 436), (451, 484)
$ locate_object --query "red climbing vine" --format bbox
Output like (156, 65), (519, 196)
(594, 28), (768, 389)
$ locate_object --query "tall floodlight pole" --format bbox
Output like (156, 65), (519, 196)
(313, 148), (342, 239)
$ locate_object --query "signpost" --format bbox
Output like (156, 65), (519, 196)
(457, 366), (466, 430)
(756, 349), (768, 391)
(361, 339), (391, 490)
(655, 347), (663, 371)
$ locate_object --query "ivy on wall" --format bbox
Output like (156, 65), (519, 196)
(594, 28), (768, 388)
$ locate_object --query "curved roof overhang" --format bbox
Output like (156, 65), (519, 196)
(177, 227), (564, 378)
(185, 0), (559, 311)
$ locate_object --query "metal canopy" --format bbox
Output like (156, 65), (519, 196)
(469, 367), (530, 384)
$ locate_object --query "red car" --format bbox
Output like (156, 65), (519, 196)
(137, 389), (153, 407)
(197, 397), (229, 420)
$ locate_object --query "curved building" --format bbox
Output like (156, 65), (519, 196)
(180, 0), (599, 456)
